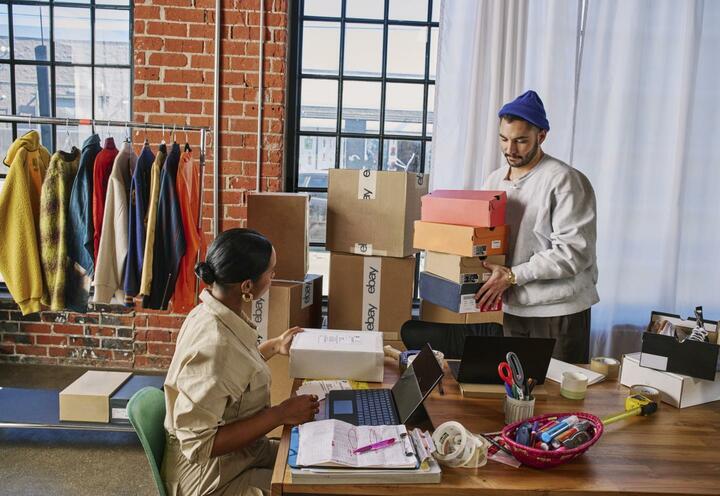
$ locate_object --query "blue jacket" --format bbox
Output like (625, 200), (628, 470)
(124, 145), (157, 299)
(65, 134), (101, 312)
(144, 143), (186, 310)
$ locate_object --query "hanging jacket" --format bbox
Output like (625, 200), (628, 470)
(124, 145), (157, 300)
(40, 148), (80, 310)
(173, 149), (204, 313)
(144, 143), (186, 310)
(0, 131), (51, 314)
(93, 141), (137, 303)
(92, 137), (119, 265)
(66, 134), (102, 312)
(139, 144), (167, 297)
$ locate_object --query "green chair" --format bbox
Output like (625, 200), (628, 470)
(127, 386), (168, 496)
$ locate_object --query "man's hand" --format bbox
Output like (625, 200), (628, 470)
(474, 261), (513, 311)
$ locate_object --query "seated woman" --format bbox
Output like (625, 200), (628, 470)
(161, 228), (319, 496)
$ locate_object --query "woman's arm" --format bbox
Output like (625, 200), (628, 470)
(210, 394), (319, 457)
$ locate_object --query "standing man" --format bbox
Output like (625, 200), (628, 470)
(475, 90), (599, 363)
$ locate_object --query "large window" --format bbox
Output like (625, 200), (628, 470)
(0, 0), (133, 178)
(287, 0), (439, 291)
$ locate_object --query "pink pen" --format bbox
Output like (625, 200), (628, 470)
(353, 438), (397, 454)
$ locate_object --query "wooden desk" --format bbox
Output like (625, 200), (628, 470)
(271, 358), (720, 496)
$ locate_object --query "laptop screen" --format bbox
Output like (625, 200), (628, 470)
(391, 344), (444, 423)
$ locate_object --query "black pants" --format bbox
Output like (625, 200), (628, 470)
(502, 308), (591, 364)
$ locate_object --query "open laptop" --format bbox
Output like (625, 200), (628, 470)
(448, 336), (556, 384)
(327, 344), (443, 426)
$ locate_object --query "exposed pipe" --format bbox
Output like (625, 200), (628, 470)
(213, 0), (221, 237)
(255, 0), (265, 192)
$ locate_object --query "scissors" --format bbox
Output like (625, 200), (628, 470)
(498, 361), (521, 399)
(499, 352), (526, 399)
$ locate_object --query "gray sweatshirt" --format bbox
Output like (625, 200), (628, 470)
(483, 154), (599, 317)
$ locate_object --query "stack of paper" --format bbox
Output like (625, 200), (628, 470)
(546, 358), (605, 385)
(296, 380), (351, 401)
(295, 419), (417, 469)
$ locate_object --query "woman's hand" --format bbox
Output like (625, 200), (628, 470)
(278, 394), (320, 425)
(257, 326), (303, 360)
(276, 326), (303, 356)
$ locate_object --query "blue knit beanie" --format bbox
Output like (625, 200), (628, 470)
(498, 90), (550, 131)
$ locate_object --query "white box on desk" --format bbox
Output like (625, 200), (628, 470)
(289, 329), (384, 383)
(620, 352), (720, 408)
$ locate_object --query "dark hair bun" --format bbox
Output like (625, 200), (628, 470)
(194, 261), (216, 284)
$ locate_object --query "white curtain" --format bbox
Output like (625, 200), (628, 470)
(433, 0), (720, 358)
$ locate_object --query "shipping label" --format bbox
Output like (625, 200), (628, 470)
(459, 294), (481, 313)
(460, 272), (490, 285)
(491, 240), (501, 249)
(472, 244), (488, 257)
(357, 169), (377, 200)
(251, 292), (270, 342)
(301, 279), (314, 309)
(111, 408), (129, 420)
(361, 257), (382, 332)
(353, 243), (373, 256)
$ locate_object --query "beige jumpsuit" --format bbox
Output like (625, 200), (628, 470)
(162, 290), (278, 496)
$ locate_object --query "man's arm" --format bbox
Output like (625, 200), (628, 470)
(512, 172), (597, 286)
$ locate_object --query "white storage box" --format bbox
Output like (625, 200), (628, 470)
(289, 329), (384, 383)
(620, 352), (720, 408)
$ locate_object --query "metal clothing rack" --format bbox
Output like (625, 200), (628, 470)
(0, 114), (215, 307)
(0, 114), (213, 235)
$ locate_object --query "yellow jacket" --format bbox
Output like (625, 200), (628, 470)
(0, 131), (51, 314)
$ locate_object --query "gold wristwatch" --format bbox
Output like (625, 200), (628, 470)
(507, 269), (517, 285)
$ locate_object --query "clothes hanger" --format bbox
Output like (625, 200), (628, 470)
(172, 124), (177, 145)
(124, 122), (131, 144)
(62, 118), (73, 151)
(143, 123), (149, 146)
(184, 126), (191, 153)
(161, 124), (166, 145)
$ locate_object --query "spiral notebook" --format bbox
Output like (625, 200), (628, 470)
(290, 419), (418, 469)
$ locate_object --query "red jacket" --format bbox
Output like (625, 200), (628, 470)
(92, 137), (119, 265)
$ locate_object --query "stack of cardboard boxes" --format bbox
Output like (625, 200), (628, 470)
(326, 169), (429, 348)
(243, 193), (324, 406)
(414, 190), (509, 325)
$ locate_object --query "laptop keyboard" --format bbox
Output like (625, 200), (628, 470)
(355, 389), (399, 425)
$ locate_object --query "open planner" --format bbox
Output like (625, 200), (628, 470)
(294, 419), (418, 469)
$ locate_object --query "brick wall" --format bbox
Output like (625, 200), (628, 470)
(0, 0), (289, 370)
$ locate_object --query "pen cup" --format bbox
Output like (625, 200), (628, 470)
(504, 395), (535, 425)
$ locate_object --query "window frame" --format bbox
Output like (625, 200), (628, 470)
(0, 0), (134, 178)
(285, 0), (439, 250)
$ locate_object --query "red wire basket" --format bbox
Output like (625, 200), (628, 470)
(500, 412), (604, 469)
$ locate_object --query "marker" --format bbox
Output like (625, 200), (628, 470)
(541, 416), (579, 443)
(353, 438), (396, 454)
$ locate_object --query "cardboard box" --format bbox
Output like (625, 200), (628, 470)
(414, 221), (508, 257)
(247, 192), (309, 281)
(424, 253), (506, 285)
(289, 329), (385, 382)
(643, 311), (719, 380)
(329, 252), (416, 341)
(620, 352), (720, 408)
(242, 275), (323, 406)
(421, 190), (506, 227)
(327, 169), (428, 257)
(59, 371), (132, 423)
(420, 299), (503, 325)
(110, 374), (165, 424)
(419, 271), (501, 314)
(243, 274), (323, 343)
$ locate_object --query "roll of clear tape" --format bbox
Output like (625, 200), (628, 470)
(590, 357), (621, 379)
(407, 350), (445, 368)
(561, 371), (589, 400)
(629, 384), (661, 406)
(431, 421), (489, 468)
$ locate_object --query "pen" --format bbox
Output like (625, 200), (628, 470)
(353, 437), (396, 454)
(481, 434), (513, 457)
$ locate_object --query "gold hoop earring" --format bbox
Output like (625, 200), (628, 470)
(242, 293), (252, 303)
